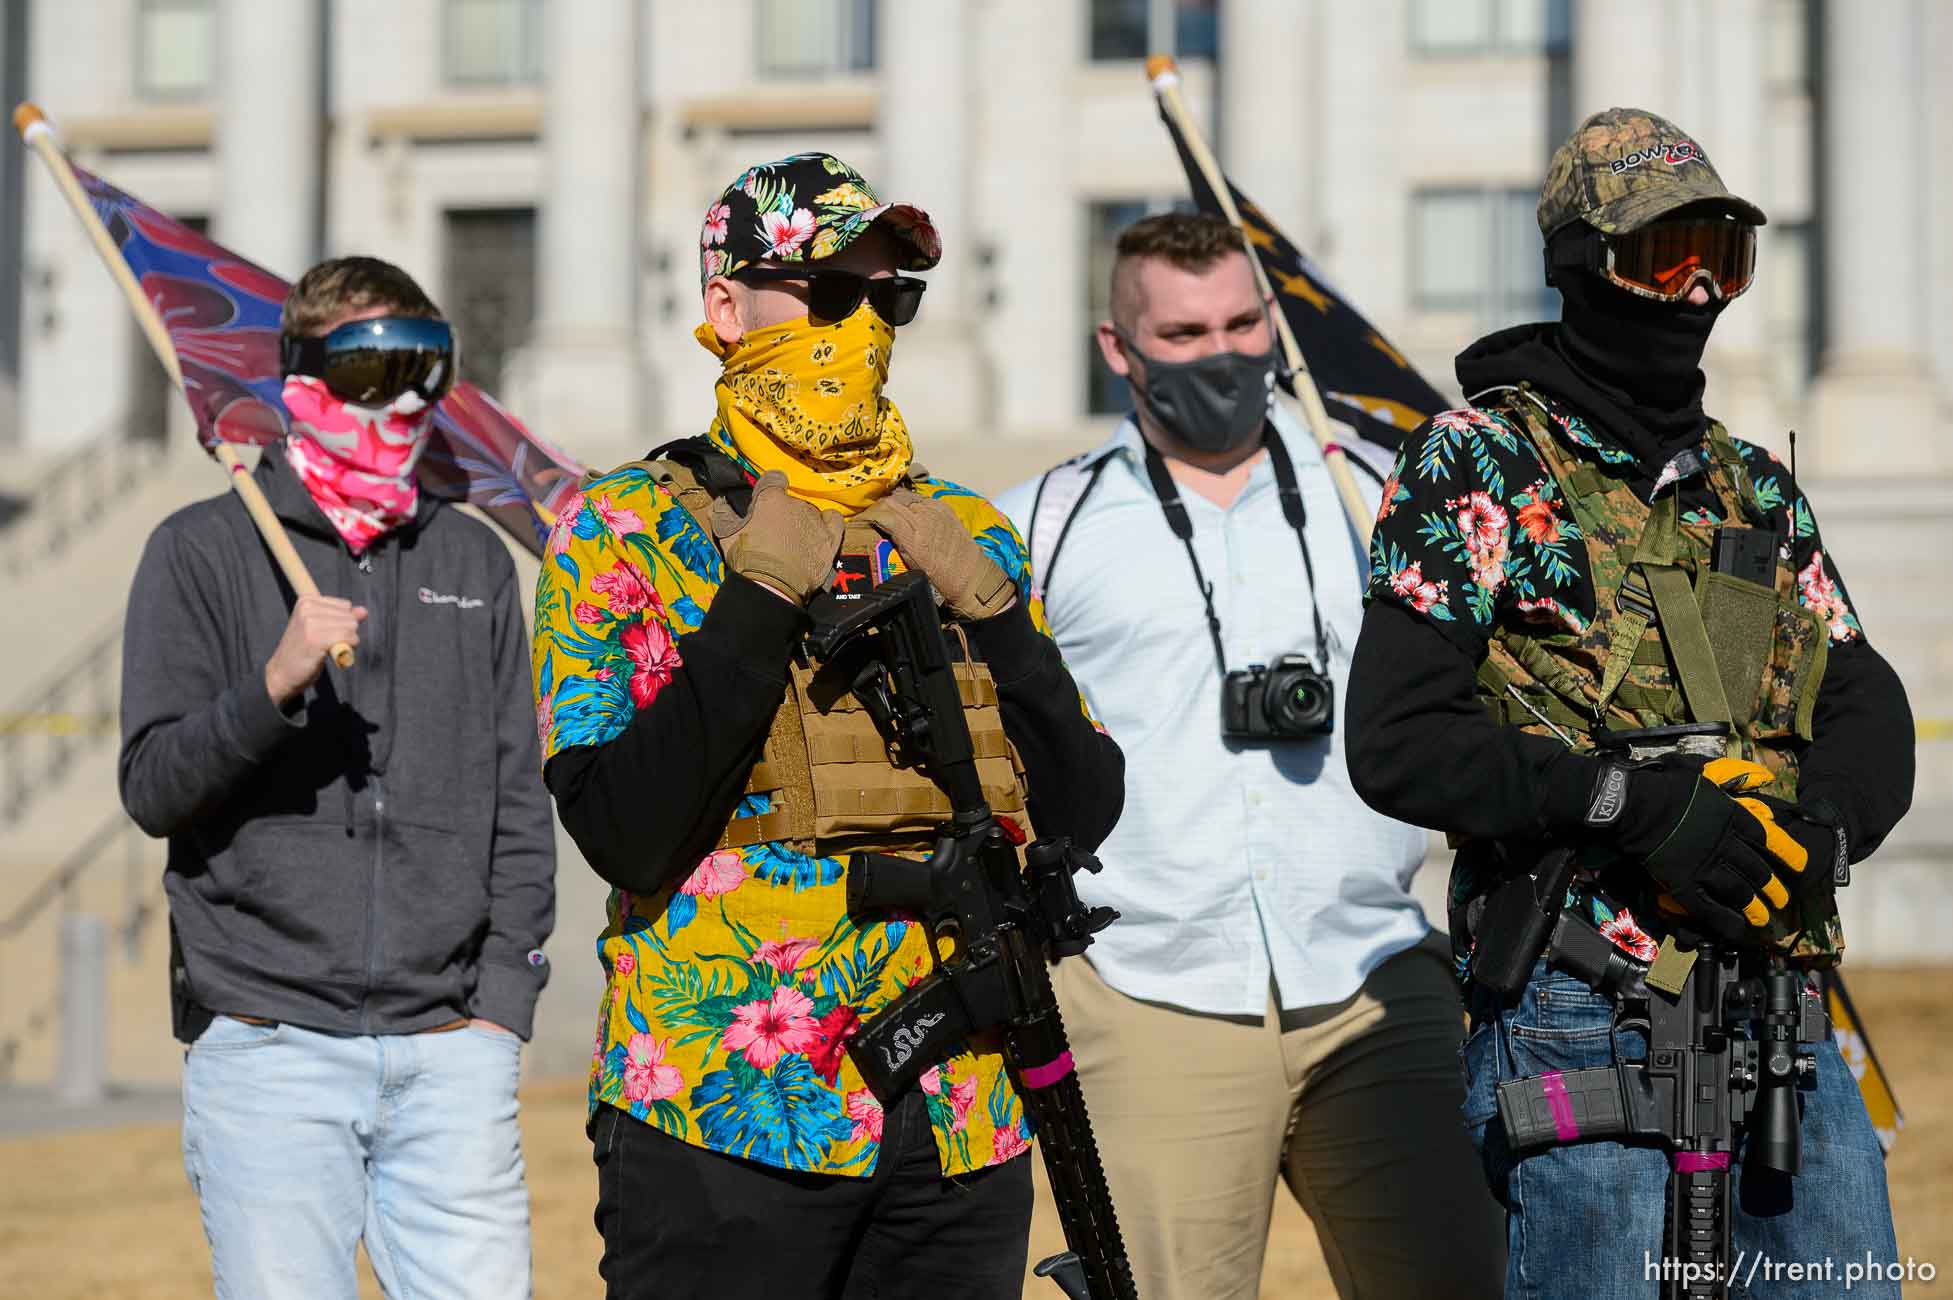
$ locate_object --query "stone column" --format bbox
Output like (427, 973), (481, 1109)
(215, 0), (322, 278)
(0, 0), (24, 445)
(1313, 0), (1402, 323)
(974, 0), (1079, 439)
(1934, 2), (1953, 402)
(503, 0), (645, 443)
(1696, 0), (1781, 453)
(875, 0), (991, 439)
(1572, 0), (1657, 118)
(1219, 0), (1312, 238)
(1806, 0), (1948, 476)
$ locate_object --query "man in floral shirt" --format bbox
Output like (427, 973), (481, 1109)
(531, 152), (1123, 1299)
(1345, 110), (1914, 1298)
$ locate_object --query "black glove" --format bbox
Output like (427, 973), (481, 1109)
(1731, 793), (1850, 900)
(1585, 757), (1780, 945)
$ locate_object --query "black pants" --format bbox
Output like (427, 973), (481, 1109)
(591, 1091), (1034, 1299)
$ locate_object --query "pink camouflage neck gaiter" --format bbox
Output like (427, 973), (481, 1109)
(281, 375), (436, 554)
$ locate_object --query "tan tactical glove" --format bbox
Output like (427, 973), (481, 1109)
(858, 488), (1017, 620)
(709, 471), (845, 607)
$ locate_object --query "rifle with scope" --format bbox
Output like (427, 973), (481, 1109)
(804, 571), (1137, 1300)
(1472, 848), (1824, 1299)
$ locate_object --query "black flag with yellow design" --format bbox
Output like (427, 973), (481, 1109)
(1160, 110), (1446, 452)
(1819, 968), (1903, 1156)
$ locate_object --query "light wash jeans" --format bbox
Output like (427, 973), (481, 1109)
(181, 1015), (533, 1300)
(1463, 963), (1899, 1299)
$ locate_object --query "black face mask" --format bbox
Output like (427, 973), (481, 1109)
(1119, 330), (1277, 455)
(1551, 229), (1726, 455)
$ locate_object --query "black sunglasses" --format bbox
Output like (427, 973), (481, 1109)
(281, 316), (457, 405)
(732, 268), (927, 327)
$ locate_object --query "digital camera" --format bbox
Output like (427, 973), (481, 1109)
(1220, 653), (1334, 740)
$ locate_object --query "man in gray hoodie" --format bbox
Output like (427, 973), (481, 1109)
(118, 256), (555, 1300)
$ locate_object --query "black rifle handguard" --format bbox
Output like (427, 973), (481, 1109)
(803, 566), (1136, 1299)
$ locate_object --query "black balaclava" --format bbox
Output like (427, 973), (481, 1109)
(1548, 224), (1725, 466)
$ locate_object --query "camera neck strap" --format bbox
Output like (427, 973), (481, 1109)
(1137, 424), (1330, 678)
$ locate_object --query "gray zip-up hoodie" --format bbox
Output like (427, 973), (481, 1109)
(118, 445), (555, 1040)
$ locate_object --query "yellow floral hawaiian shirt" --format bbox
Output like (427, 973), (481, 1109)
(531, 427), (1077, 1178)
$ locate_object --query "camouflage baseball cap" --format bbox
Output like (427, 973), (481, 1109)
(1538, 107), (1766, 239)
(698, 151), (941, 288)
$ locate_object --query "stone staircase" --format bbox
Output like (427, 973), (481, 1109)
(0, 439), (218, 1092)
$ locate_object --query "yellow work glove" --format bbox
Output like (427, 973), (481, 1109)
(1734, 791), (1848, 905)
(858, 489), (1017, 621)
(1651, 757), (1792, 929)
(709, 470), (845, 607)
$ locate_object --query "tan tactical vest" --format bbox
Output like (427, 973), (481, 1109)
(1472, 387), (1842, 962)
(637, 456), (1035, 859)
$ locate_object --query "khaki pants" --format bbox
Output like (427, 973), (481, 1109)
(1052, 934), (1505, 1299)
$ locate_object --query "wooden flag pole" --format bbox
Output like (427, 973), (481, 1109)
(15, 102), (354, 668)
(1145, 57), (1374, 549)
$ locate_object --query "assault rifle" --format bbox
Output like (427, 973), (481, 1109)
(1484, 902), (1824, 1299)
(805, 571), (1136, 1300)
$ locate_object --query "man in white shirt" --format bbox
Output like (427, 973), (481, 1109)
(997, 212), (1502, 1300)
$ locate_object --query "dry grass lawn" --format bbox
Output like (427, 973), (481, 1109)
(1, 968), (1946, 1299)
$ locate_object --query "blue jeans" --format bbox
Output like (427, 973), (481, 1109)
(1463, 965), (1899, 1299)
(181, 1016), (533, 1300)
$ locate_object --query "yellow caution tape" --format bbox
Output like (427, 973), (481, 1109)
(0, 713), (119, 737)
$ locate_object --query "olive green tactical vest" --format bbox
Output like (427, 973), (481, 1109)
(1473, 386), (1843, 963)
(636, 456), (1035, 859)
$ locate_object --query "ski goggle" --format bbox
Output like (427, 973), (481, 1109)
(280, 316), (457, 405)
(1552, 220), (1757, 303)
(731, 267), (928, 327)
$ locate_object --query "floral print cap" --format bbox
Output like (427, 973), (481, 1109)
(698, 151), (941, 288)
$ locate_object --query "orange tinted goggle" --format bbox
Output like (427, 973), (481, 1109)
(1598, 221), (1756, 302)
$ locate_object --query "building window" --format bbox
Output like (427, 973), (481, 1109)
(445, 208), (538, 398)
(1409, 0), (1570, 56)
(445, 0), (542, 88)
(1763, 0), (1811, 94)
(1090, 0), (1218, 63)
(757, 0), (875, 78)
(1411, 188), (1555, 329)
(134, 0), (214, 100)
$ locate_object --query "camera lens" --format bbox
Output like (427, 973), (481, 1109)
(1266, 663), (1333, 736)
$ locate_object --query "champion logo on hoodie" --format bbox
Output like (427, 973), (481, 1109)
(418, 586), (484, 610)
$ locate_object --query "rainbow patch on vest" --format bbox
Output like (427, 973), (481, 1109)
(829, 541), (907, 603)
(870, 539), (906, 585)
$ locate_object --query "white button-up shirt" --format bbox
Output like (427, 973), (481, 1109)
(997, 408), (1431, 1015)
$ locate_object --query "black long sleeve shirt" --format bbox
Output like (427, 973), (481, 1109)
(1347, 600), (1914, 860)
(546, 578), (1124, 894)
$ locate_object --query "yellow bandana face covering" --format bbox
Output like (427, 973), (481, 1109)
(695, 307), (914, 515)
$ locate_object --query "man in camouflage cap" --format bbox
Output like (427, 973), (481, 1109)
(1346, 108), (1914, 1297)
